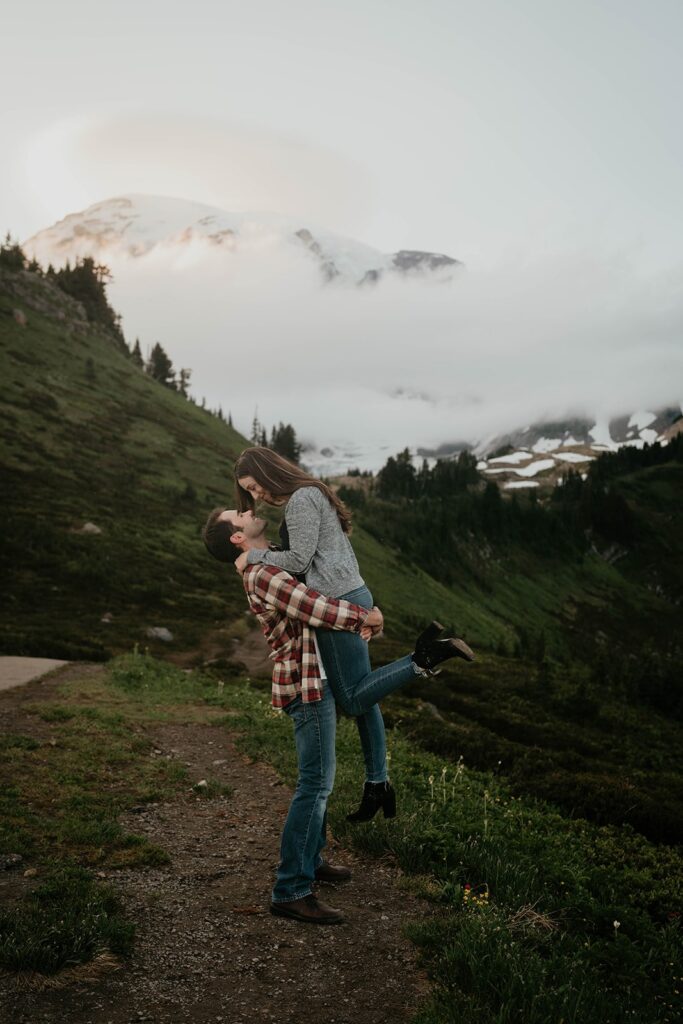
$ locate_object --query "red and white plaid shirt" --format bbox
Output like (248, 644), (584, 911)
(242, 563), (370, 708)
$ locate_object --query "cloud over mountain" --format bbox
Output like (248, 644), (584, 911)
(25, 195), (683, 471)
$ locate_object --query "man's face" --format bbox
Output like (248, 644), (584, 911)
(219, 508), (268, 547)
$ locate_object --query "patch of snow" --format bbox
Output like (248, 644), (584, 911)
(476, 460), (488, 470)
(628, 410), (656, 431)
(560, 435), (580, 447)
(588, 419), (619, 450)
(553, 452), (594, 463)
(504, 480), (539, 489)
(532, 437), (562, 453)
(621, 438), (646, 449)
(639, 428), (659, 444)
(514, 458), (556, 478)
(488, 450), (533, 465)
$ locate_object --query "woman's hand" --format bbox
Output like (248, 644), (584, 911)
(234, 551), (249, 574)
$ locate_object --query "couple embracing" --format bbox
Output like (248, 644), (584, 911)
(202, 447), (474, 925)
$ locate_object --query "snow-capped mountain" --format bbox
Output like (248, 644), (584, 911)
(24, 195), (462, 286)
(21, 196), (680, 483)
(299, 407), (682, 481)
(472, 409), (680, 458)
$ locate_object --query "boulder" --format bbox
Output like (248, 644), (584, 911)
(78, 522), (102, 535)
(146, 626), (174, 643)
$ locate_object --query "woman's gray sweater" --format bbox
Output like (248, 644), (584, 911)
(245, 486), (365, 598)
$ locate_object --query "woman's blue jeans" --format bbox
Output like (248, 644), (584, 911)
(314, 584), (422, 784)
(272, 680), (337, 903)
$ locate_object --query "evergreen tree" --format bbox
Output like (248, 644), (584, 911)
(228, 411), (233, 427)
(176, 367), (191, 398)
(271, 422), (302, 463)
(250, 410), (262, 444)
(54, 256), (124, 344)
(0, 232), (26, 271)
(377, 448), (417, 499)
(146, 342), (176, 388)
(130, 338), (144, 368)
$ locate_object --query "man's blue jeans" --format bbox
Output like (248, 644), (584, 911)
(314, 584), (422, 783)
(272, 594), (423, 904)
(271, 680), (337, 904)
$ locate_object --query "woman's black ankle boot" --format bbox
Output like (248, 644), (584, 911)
(412, 620), (475, 675)
(346, 781), (396, 822)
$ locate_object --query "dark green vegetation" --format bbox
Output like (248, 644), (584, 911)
(0, 865), (134, 976)
(343, 435), (683, 844)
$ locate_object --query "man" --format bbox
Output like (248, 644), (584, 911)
(202, 506), (472, 925)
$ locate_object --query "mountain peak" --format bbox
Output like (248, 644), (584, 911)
(24, 195), (463, 286)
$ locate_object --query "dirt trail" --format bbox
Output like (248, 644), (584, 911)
(0, 666), (438, 1024)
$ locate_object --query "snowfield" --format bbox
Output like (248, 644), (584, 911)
(488, 451), (533, 465)
(553, 452), (594, 463)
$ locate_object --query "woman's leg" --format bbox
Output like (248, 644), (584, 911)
(271, 681), (337, 904)
(315, 586), (388, 783)
(316, 585), (423, 720)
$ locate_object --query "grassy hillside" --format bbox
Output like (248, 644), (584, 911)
(0, 265), (489, 663)
(1, 266), (252, 659)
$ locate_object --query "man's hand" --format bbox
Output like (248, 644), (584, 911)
(234, 551), (249, 574)
(360, 605), (384, 642)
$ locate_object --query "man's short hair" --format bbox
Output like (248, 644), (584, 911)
(202, 507), (241, 563)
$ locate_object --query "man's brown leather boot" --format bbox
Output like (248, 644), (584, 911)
(270, 894), (345, 924)
(314, 861), (353, 884)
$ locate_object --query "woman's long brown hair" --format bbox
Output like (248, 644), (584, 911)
(234, 447), (353, 534)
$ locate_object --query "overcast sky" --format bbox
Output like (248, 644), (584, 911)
(3, 1), (682, 460)
(3, 0), (682, 271)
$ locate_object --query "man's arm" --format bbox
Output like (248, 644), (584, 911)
(247, 566), (380, 634)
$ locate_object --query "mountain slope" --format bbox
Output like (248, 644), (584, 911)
(0, 262), (483, 661)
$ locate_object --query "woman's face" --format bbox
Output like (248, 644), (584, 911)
(238, 474), (276, 504)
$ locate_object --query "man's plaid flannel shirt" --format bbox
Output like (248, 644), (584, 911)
(241, 563), (370, 708)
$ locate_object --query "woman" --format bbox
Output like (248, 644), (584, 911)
(233, 446), (473, 821)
